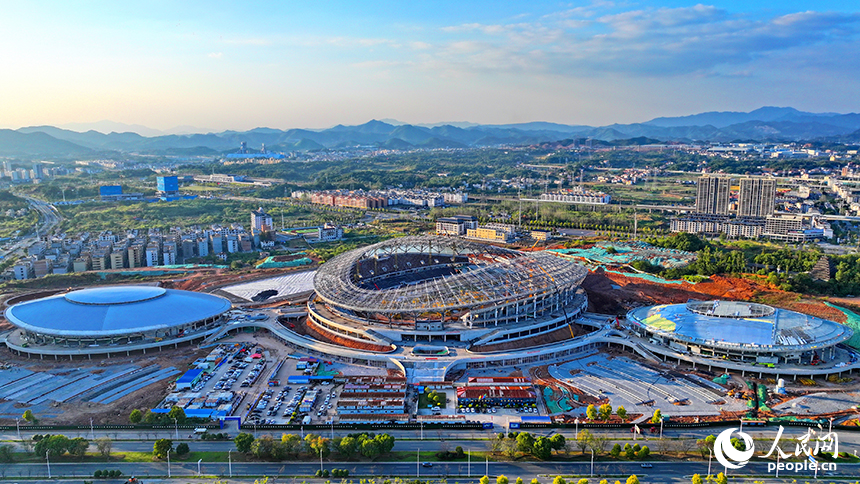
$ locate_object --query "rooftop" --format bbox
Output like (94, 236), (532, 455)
(5, 286), (232, 337)
(629, 301), (852, 351)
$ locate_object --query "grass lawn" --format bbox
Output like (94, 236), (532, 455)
(182, 184), (228, 192)
(113, 451), (154, 462)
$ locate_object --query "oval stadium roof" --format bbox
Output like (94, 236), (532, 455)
(628, 301), (853, 352)
(5, 286), (232, 338)
(313, 235), (587, 314)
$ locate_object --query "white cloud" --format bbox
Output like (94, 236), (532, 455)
(208, 52), (223, 58)
(423, 5), (860, 79)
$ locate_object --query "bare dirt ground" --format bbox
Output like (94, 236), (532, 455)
(582, 268), (850, 323)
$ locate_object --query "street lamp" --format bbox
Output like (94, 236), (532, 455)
(46, 451), (51, 479)
(90, 417), (94, 440)
(15, 417), (20, 440)
(829, 417), (834, 434)
(197, 458), (202, 475)
(228, 449), (233, 478)
(167, 449), (171, 478)
(660, 417), (664, 439)
(707, 448), (712, 479)
(575, 418), (579, 439)
(173, 417), (179, 440)
(590, 449), (594, 477)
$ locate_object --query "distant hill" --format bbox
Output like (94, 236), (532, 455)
(644, 106), (839, 128)
(0, 129), (92, 156)
(9, 107), (860, 158)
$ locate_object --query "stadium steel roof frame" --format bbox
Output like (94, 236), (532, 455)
(313, 236), (587, 314)
(627, 302), (853, 354)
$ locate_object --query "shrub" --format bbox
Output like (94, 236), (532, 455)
(94, 471), (102, 478)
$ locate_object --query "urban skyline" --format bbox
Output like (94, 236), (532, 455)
(2, 1), (859, 132)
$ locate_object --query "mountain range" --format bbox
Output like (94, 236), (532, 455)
(2, 107), (859, 158)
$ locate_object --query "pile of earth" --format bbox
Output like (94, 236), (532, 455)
(583, 268), (848, 323)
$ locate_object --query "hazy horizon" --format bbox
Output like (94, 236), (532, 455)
(2, 1), (859, 132)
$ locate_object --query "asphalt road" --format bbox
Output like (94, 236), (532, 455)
(3, 460), (857, 481)
(0, 195), (61, 260)
(3, 424), (858, 483)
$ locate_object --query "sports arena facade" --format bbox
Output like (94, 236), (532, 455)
(4, 286), (232, 359)
(627, 301), (853, 365)
(307, 236), (590, 350)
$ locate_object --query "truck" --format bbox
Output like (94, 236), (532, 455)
(302, 415), (312, 425)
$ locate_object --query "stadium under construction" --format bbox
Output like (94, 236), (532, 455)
(308, 236), (591, 351)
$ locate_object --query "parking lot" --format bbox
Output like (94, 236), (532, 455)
(244, 381), (341, 426)
(163, 332), (350, 426)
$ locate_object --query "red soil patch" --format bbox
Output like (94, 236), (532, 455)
(583, 268), (847, 323)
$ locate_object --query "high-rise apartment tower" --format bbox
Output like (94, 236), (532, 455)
(738, 177), (776, 218)
(695, 175), (730, 215)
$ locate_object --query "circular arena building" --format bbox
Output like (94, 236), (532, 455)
(306, 236), (590, 351)
(627, 300), (853, 365)
(4, 286), (232, 359)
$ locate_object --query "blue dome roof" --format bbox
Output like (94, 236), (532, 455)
(5, 286), (232, 337)
(64, 286), (166, 305)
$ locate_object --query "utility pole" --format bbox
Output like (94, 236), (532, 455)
(633, 210), (638, 239)
(518, 187), (522, 230)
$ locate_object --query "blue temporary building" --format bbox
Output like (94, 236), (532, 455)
(176, 369), (204, 390)
(100, 185), (123, 196)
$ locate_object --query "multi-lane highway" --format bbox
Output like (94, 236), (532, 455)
(1, 425), (857, 481)
(0, 195), (61, 260)
(3, 458), (857, 481)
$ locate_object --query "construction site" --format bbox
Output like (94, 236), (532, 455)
(1, 235), (860, 428)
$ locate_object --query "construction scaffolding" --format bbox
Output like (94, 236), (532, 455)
(313, 236), (587, 318)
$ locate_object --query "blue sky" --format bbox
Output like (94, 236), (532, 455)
(1, 1), (858, 132)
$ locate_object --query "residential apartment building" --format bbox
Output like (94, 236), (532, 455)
(251, 207), (273, 235)
(738, 177), (776, 218)
(695, 175), (730, 215)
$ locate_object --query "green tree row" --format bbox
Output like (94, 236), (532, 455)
(233, 432), (394, 461)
